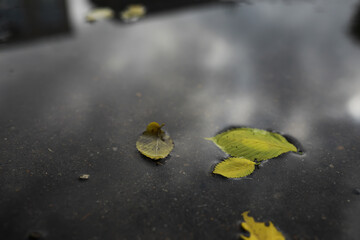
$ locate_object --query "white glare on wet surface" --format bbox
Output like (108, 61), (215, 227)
(347, 94), (360, 121)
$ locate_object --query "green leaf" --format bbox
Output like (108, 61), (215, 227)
(240, 211), (285, 240)
(136, 122), (174, 160)
(213, 158), (255, 178)
(206, 128), (297, 161)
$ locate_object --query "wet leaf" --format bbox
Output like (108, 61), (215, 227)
(136, 122), (174, 160)
(206, 128), (297, 161)
(213, 158), (255, 178)
(120, 5), (146, 22)
(240, 211), (285, 240)
(85, 8), (114, 22)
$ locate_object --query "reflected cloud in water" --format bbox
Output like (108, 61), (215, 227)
(347, 94), (360, 121)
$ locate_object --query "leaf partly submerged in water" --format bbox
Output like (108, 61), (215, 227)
(213, 158), (255, 178)
(206, 128), (297, 161)
(240, 211), (285, 240)
(136, 122), (174, 160)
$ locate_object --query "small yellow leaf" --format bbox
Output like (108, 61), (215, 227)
(85, 8), (114, 22)
(213, 158), (255, 178)
(120, 5), (146, 22)
(136, 122), (174, 160)
(207, 128), (297, 161)
(240, 211), (285, 240)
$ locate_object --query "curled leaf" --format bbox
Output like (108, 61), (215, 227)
(206, 128), (297, 161)
(136, 122), (174, 160)
(240, 211), (285, 240)
(86, 8), (114, 22)
(120, 5), (146, 22)
(213, 158), (255, 178)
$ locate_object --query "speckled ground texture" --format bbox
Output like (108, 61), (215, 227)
(1, 0), (360, 239)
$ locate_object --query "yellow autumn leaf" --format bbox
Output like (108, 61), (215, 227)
(85, 8), (114, 22)
(120, 5), (146, 22)
(136, 122), (174, 160)
(213, 158), (255, 178)
(240, 211), (285, 240)
(206, 128), (297, 161)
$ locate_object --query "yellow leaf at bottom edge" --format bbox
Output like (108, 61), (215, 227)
(240, 211), (285, 240)
(213, 158), (255, 178)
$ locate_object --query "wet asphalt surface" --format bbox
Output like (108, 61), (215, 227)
(1, 0), (360, 239)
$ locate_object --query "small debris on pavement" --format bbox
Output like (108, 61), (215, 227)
(79, 174), (90, 180)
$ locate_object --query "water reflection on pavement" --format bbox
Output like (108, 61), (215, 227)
(0, 0), (360, 239)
